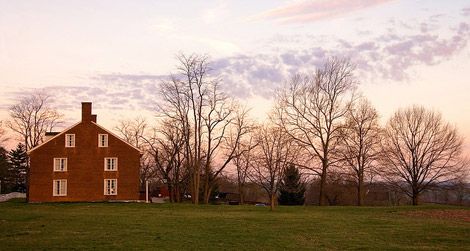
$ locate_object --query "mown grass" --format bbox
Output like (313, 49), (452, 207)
(0, 199), (469, 250)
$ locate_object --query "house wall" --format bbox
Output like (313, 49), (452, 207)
(29, 105), (141, 202)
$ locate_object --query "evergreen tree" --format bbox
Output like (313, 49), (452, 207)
(278, 164), (305, 205)
(0, 147), (11, 193)
(8, 143), (28, 192)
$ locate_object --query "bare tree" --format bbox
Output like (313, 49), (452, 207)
(142, 119), (188, 202)
(157, 57), (200, 203)
(114, 117), (155, 191)
(275, 58), (356, 205)
(381, 106), (464, 205)
(339, 98), (382, 206)
(201, 105), (253, 204)
(0, 121), (9, 145)
(6, 92), (63, 201)
(249, 124), (297, 211)
(114, 116), (148, 149)
(7, 92), (63, 151)
(158, 53), (248, 204)
(450, 164), (469, 206)
(232, 132), (257, 204)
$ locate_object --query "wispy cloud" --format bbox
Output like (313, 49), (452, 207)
(252, 0), (394, 24)
(201, 0), (229, 24)
(462, 7), (470, 17)
(3, 8), (469, 115)
(213, 17), (470, 98)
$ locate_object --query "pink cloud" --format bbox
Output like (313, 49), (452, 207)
(254, 0), (395, 24)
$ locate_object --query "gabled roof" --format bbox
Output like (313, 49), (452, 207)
(91, 121), (143, 154)
(27, 121), (143, 155)
(27, 122), (81, 154)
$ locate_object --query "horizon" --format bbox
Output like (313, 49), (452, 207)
(0, 1), (469, 154)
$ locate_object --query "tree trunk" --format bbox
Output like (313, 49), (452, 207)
(318, 162), (327, 206)
(357, 174), (363, 206)
(192, 161), (200, 205)
(168, 183), (174, 203)
(203, 170), (211, 204)
(270, 194), (276, 211)
(412, 192), (419, 206)
(238, 184), (245, 205)
(203, 184), (211, 204)
(174, 184), (180, 203)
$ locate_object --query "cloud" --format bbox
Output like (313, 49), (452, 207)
(462, 7), (470, 17)
(149, 17), (177, 33)
(26, 74), (164, 113)
(211, 18), (470, 98)
(201, 0), (229, 24)
(3, 9), (469, 116)
(7, 17), (468, 114)
(252, 0), (394, 24)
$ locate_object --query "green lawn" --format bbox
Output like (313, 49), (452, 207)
(0, 200), (469, 250)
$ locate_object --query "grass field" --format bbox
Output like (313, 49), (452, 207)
(0, 200), (469, 250)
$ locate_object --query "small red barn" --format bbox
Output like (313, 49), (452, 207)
(28, 102), (141, 202)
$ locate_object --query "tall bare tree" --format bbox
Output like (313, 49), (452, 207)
(339, 98), (381, 206)
(114, 117), (154, 191)
(7, 92), (62, 151)
(275, 58), (356, 205)
(201, 105), (253, 204)
(157, 55), (203, 204)
(142, 119), (188, 202)
(232, 132), (257, 204)
(249, 124), (297, 210)
(7, 92), (62, 201)
(381, 106), (464, 205)
(158, 53), (242, 204)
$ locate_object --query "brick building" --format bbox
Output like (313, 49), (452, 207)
(28, 102), (142, 202)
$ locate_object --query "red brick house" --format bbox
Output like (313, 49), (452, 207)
(28, 102), (142, 202)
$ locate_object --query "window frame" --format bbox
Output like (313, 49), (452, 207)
(53, 158), (67, 172)
(52, 179), (67, 196)
(65, 134), (75, 147)
(104, 157), (118, 171)
(98, 134), (108, 147)
(104, 179), (118, 195)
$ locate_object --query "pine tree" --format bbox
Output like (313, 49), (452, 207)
(0, 147), (11, 193)
(8, 143), (28, 192)
(278, 164), (305, 205)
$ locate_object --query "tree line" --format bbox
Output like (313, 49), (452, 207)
(1, 54), (468, 208)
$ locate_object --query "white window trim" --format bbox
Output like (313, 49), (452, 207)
(104, 157), (118, 171)
(98, 134), (108, 147)
(65, 134), (75, 147)
(53, 179), (67, 196)
(53, 158), (67, 172)
(104, 179), (118, 195)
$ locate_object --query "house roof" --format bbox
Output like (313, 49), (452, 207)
(27, 122), (81, 154)
(91, 121), (143, 154)
(27, 121), (143, 155)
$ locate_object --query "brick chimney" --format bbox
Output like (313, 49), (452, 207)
(91, 114), (97, 123)
(81, 102), (92, 122)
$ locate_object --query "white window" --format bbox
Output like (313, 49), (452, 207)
(53, 158), (67, 172)
(65, 134), (75, 147)
(53, 179), (67, 196)
(98, 134), (108, 147)
(104, 157), (118, 171)
(104, 179), (117, 195)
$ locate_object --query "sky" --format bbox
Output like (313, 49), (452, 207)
(0, 0), (469, 152)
